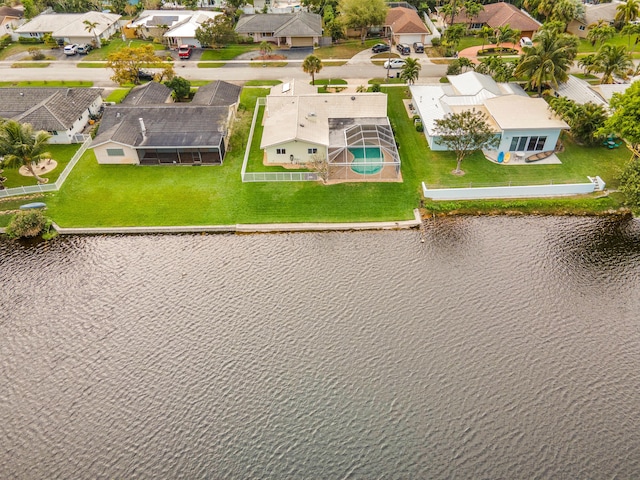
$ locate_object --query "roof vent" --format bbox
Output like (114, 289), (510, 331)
(19, 92), (24, 96)
(351, 96), (355, 100)
(308, 112), (316, 117)
(299, 123), (304, 127)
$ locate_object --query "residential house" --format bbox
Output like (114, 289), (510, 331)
(553, 74), (638, 106)
(566, 2), (621, 38)
(385, 7), (437, 46)
(15, 11), (121, 45)
(0, 6), (24, 41)
(250, 0), (304, 14)
(0, 87), (103, 144)
(453, 2), (541, 39)
(410, 72), (568, 157)
(91, 81), (241, 165)
(128, 9), (223, 48)
(260, 80), (401, 181)
(235, 12), (322, 47)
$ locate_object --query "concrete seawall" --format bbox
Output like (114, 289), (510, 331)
(48, 209), (422, 235)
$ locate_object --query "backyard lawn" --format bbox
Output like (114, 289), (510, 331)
(34, 86), (632, 227)
(1, 143), (83, 188)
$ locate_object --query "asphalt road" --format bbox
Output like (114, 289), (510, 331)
(0, 58), (449, 87)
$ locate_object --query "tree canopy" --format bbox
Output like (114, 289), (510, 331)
(0, 120), (52, 184)
(400, 57), (421, 85)
(195, 16), (237, 48)
(338, 0), (388, 44)
(601, 80), (640, 156)
(302, 55), (323, 85)
(107, 44), (165, 85)
(433, 109), (499, 175)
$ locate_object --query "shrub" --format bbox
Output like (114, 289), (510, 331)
(431, 37), (441, 47)
(28, 47), (45, 60)
(5, 210), (47, 239)
(238, 36), (254, 44)
(0, 34), (11, 49)
(18, 37), (44, 44)
(447, 60), (461, 75)
(416, 123), (424, 132)
(371, 82), (381, 92)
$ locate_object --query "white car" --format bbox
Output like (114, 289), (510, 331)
(384, 58), (406, 69)
(519, 37), (533, 47)
(64, 44), (78, 55)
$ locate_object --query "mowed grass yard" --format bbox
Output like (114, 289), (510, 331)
(41, 87), (630, 227)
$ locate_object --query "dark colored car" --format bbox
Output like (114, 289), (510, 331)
(413, 42), (424, 53)
(371, 42), (390, 53)
(396, 43), (411, 55)
(76, 44), (92, 54)
(137, 70), (154, 81)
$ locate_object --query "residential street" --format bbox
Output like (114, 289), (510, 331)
(0, 53), (449, 87)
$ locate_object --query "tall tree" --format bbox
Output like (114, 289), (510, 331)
(478, 25), (493, 51)
(549, 97), (607, 145)
(433, 109), (499, 175)
(463, 0), (484, 28)
(400, 57), (422, 84)
(165, 76), (191, 101)
(107, 44), (164, 85)
(0, 120), (52, 185)
(302, 54), (323, 85)
(601, 80), (640, 157)
(595, 44), (633, 84)
(587, 20), (616, 47)
(578, 54), (599, 75)
(195, 16), (237, 48)
(83, 19), (101, 48)
(514, 28), (578, 96)
(259, 41), (273, 58)
(494, 25), (519, 49)
(615, 0), (640, 25)
(338, 0), (388, 44)
(620, 22), (640, 50)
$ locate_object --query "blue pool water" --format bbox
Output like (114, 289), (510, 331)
(349, 147), (384, 174)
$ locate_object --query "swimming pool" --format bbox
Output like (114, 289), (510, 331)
(349, 147), (384, 175)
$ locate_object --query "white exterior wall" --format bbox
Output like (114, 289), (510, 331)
(265, 141), (325, 164)
(498, 128), (563, 153)
(422, 180), (597, 200)
(48, 94), (103, 144)
(93, 142), (140, 164)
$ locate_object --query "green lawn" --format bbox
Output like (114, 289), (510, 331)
(11, 62), (50, 68)
(36, 86), (631, 227)
(82, 38), (167, 61)
(200, 44), (258, 61)
(244, 80), (282, 86)
(1, 144), (82, 188)
(104, 88), (131, 103)
(314, 38), (382, 59)
(0, 42), (48, 61)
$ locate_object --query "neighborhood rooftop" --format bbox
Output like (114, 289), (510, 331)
(15, 11), (120, 35)
(235, 12), (322, 37)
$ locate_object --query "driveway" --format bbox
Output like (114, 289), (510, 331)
(458, 43), (523, 64)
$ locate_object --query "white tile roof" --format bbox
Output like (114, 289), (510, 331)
(164, 11), (222, 38)
(16, 11), (120, 36)
(554, 75), (606, 106)
(484, 95), (568, 130)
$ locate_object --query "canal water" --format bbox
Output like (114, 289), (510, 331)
(1, 216), (639, 478)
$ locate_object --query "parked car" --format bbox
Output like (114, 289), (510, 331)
(63, 44), (78, 56)
(76, 44), (92, 55)
(371, 43), (390, 53)
(383, 58), (406, 69)
(520, 37), (533, 47)
(413, 42), (424, 53)
(178, 44), (193, 59)
(396, 43), (411, 55)
(137, 70), (154, 81)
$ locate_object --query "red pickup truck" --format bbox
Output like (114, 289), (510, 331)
(178, 45), (193, 59)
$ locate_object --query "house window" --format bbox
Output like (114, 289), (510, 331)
(509, 136), (547, 151)
(276, 148), (286, 154)
(49, 131), (58, 135)
(107, 148), (125, 156)
(470, 23), (483, 29)
(261, 32), (273, 37)
(307, 148), (317, 154)
(579, 25), (586, 31)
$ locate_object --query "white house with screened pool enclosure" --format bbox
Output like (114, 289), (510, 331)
(410, 72), (569, 163)
(260, 80), (401, 182)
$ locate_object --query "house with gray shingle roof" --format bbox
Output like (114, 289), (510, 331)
(91, 81), (241, 165)
(235, 12), (322, 47)
(0, 87), (103, 144)
(0, 6), (24, 41)
(121, 82), (173, 106)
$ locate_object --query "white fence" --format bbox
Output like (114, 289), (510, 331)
(241, 97), (319, 183)
(0, 135), (92, 199)
(422, 177), (605, 200)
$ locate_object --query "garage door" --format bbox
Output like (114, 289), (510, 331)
(291, 37), (314, 47)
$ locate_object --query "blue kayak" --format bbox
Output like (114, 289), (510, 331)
(20, 202), (47, 210)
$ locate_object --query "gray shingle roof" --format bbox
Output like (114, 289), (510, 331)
(93, 105), (229, 148)
(0, 87), (103, 131)
(122, 82), (173, 105)
(0, 6), (23, 19)
(235, 12), (322, 36)
(191, 80), (241, 106)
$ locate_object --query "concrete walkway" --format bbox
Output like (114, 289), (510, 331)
(458, 43), (523, 64)
(48, 209), (422, 236)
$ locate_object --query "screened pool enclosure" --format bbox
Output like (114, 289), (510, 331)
(327, 121), (401, 182)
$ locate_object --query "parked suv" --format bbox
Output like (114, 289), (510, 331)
(413, 42), (424, 53)
(371, 42), (390, 53)
(63, 44), (78, 56)
(519, 37), (533, 47)
(396, 43), (411, 55)
(178, 44), (193, 59)
(76, 44), (92, 55)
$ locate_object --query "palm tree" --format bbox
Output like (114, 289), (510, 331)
(587, 20), (616, 47)
(621, 23), (640, 50)
(259, 41), (273, 59)
(83, 19), (101, 48)
(514, 29), (578, 96)
(494, 25), (519, 50)
(400, 57), (421, 85)
(478, 25), (493, 52)
(578, 54), (598, 75)
(302, 55), (323, 85)
(0, 120), (52, 185)
(595, 44), (633, 84)
(615, 0), (640, 24)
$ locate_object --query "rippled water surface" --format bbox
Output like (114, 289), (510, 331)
(1, 216), (640, 479)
